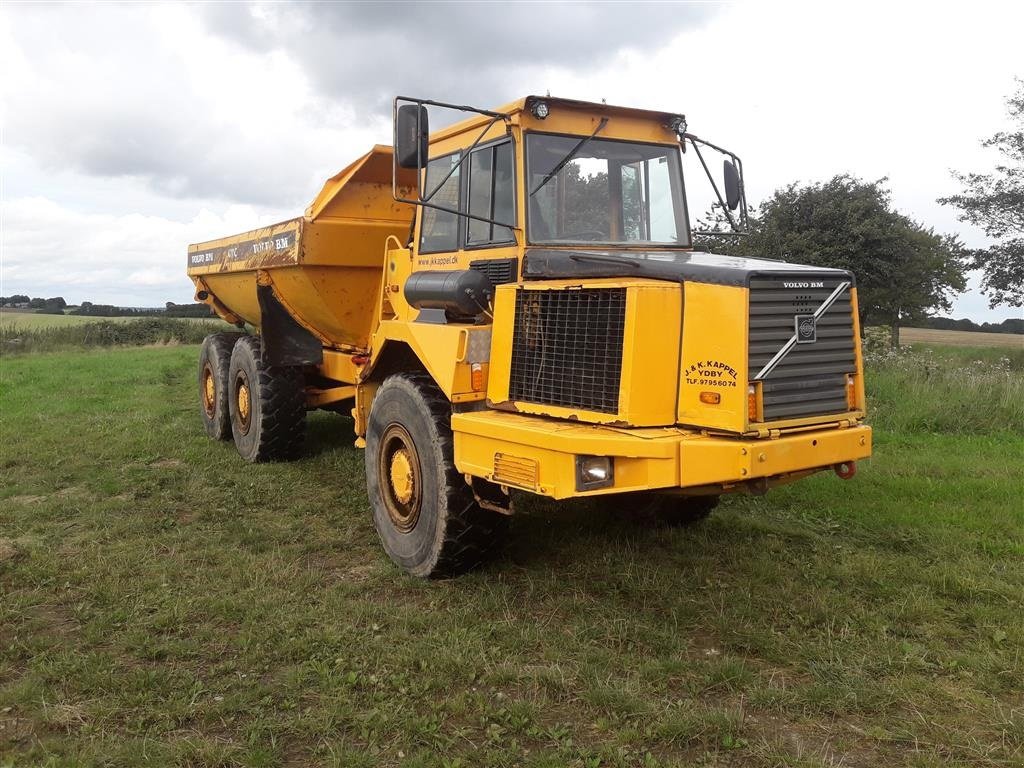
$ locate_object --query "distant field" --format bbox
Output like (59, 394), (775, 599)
(1, 341), (1021, 766)
(0, 308), (220, 329)
(901, 326), (1024, 349)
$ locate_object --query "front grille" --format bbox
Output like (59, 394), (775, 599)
(509, 288), (626, 413)
(749, 276), (856, 421)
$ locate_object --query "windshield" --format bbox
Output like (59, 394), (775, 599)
(526, 133), (689, 246)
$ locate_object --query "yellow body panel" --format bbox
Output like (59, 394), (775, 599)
(452, 409), (871, 500)
(677, 283), (749, 432)
(488, 278), (682, 426)
(188, 146), (415, 351)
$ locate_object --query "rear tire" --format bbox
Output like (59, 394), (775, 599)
(227, 335), (306, 462)
(365, 372), (508, 578)
(198, 332), (244, 440)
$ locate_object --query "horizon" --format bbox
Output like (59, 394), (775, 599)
(1, 2), (1021, 324)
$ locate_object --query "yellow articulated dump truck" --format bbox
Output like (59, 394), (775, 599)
(187, 95), (872, 577)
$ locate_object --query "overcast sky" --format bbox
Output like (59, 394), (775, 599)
(1, 1), (1021, 322)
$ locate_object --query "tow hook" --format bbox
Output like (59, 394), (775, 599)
(834, 461), (857, 480)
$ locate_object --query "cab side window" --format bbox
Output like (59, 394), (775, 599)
(420, 153), (461, 253)
(466, 142), (515, 246)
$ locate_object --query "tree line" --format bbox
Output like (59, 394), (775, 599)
(697, 80), (1022, 345)
(1, 296), (212, 318)
(0, 295), (68, 314)
(919, 316), (1023, 335)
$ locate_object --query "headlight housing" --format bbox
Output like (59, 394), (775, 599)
(576, 455), (613, 491)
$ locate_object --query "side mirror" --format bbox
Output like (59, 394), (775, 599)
(396, 104), (429, 170)
(724, 159), (741, 211)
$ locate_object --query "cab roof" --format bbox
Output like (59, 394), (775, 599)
(427, 95), (685, 143)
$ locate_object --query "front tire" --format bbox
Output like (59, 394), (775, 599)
(198, 332), (244, 440)
(365, 373), (508, 578)
(227, 335), (306, 462)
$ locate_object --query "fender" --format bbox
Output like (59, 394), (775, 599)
(256, 283), (323, 367)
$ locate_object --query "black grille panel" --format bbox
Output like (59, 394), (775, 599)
(470, 258), (518, 286)
(749, 277), (856, 421)
(509, 288), (626, 414)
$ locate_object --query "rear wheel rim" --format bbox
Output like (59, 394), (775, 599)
(235, 371), (252, 435)
(378, 423), (422, 533)
(201, 363), (217, 418)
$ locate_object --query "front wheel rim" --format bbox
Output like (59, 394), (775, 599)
(378, 423), (422, 533)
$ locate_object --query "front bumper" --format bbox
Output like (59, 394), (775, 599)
(452, 410), (872, 500)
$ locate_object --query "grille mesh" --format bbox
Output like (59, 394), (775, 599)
(509, 288), (626, 414)
(748, 277), (856, 421)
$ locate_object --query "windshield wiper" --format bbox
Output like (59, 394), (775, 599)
(529, 117), (608, 197)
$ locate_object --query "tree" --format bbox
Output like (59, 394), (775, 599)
(939, 80), (1024, 308)
(697, 175), (968, 345)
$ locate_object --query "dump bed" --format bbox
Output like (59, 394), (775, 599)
(188, 146), (416, 351)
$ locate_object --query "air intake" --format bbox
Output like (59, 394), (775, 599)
(748, 276), (856, 421)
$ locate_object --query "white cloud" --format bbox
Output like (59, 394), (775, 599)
(1, 197), (284, 305)
(0, 4), (385, 208)
(0, 1), (1020, 321)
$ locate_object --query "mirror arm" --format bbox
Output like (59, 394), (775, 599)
(392, 96), (512, 209)
(421, 113), (504, 204)
(686, 136), (739, 232)
(683, 133), (750, 232)
(411, 199), (516, 232)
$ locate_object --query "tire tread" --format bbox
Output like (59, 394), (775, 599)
(198, 331), (244, 440)
(230, 336), (306, 462)
(375, 372), (507, 577)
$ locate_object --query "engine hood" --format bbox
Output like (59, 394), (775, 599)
(522, 248), (854, 288)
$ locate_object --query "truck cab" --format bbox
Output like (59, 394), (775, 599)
(187, 95), (871, 577)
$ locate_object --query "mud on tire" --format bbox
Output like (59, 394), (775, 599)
(227, 335), (306, 462)
(365, 372), (508, 578)
(198, 332), (244, 440)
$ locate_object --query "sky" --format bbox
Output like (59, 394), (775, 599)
(1, 1), (1021, 322)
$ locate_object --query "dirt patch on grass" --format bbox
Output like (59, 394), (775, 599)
(0, 538), (19, 562)
(149, 459), (184, 469)
(42, 701), (89, 731)
(7, 494), (47, 505)
(0, 711), (37, 749)
(55, 485), (89, 498)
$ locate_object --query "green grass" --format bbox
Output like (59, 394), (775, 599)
(865, 343), (1024, 434)
(1, 317), (234, 354)
(0, 308), (226, 329)
(1, 345), (1021, 767)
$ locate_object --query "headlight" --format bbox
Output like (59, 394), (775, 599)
(576, 455), (613, 491)
(531, 100), (550, 120)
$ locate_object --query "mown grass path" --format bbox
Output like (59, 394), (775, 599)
(1, 347), (1021, 767)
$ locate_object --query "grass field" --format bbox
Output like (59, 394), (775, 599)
(0, 308), (222, 330)
(1, 343), (1022, 766)
(900, 326), (1023, 349)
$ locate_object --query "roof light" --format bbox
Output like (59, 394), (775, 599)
(531, 100), (550, 120)
(668, 115), (687, 137)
